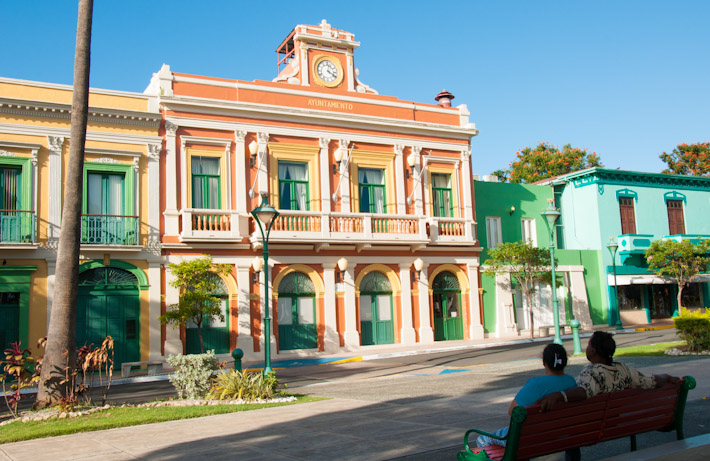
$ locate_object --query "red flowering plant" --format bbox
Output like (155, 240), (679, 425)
(1, 340), (42, 419)
(660, 142), (710, 176)
(498, 143), (602, 183)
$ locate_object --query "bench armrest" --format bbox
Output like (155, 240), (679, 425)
(463, 428), (508, 450)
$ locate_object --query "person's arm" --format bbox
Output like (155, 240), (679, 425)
(654, 374), (681, 388)
(536, 386), (588, 412)
(508, 399), (518, 415)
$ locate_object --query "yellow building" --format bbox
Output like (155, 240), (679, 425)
(0, 77), (161, 365)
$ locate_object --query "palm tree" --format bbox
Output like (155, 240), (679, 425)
(35, 0), (94, 408)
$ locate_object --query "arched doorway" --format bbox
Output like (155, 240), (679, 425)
(77, 265), (140, 367)
(186, 273), (229, 354)
(359, 271), (394, 345)
(277, 272), (317, 350)
(432, 271), (464, 341)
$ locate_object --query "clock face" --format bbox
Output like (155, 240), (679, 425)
(313, 56), (344, 88)
(317, 59), (339, 83)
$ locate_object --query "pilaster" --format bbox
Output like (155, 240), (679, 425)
(467, 264), (485, 339)
(148, 262), (162, 360)
(411, 146), (424, 215)
(256, 132), (270, 198)
(417, 262), (434, 343)
(343, 263), (359, 349)
(319, 137), (331, 213)
(398, 263), (416, 344)
(339, 139), (351, 213)
(394, 145), (406, 215)
(236, 265), (255, 354)
(321, 262), (340, 352)
(234, 131), (248, 213)
(46, 136), (64, 241)
(164, 121), (179, 235)
(164, 265), (183, 355)
(147, 144), (161, 252)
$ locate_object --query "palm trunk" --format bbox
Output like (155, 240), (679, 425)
(35, 0), (93, 408)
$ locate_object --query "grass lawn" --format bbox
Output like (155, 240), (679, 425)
(0, 395), (325, 444)
(613, 341), (686, 357)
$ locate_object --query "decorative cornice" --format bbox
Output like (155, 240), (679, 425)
(93, 157), (120, 164)
(47, 136), (64, 152)
(0, 149), (17, 157)
(561, 168), (710, 191)
(0, 98), (160, 128)
(147, 144), (161, 159)
(164, 120), (178, 135)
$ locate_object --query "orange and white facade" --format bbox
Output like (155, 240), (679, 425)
(148, 21), (483, 361)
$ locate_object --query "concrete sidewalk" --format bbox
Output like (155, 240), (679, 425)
(1, 351), (707, 460)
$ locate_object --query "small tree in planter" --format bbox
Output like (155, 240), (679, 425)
(645, 239), (710, 311)
(160, 256), (232, 353)
(484, 241), (555, 338)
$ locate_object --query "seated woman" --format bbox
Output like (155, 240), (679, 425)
(538, 331), (680, 411)
(476, 343), (576, 448)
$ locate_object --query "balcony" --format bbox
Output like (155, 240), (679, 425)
(81, 214), (138, 246)
(0, 210), (35, 244)
(251, 210), (476, 250)
(662, 234), (710, 244)
(179, 208), (246, 242)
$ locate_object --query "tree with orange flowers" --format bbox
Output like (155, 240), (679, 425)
(497, 143), (602, 184)
(660, 142), (710, 176)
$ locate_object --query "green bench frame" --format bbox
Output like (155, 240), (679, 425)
(457, 376), (696, 461)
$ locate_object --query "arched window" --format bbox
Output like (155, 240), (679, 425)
(277, 272), (317, 350)
(432, 271), (463, 341)
(359, 271), (394, 345)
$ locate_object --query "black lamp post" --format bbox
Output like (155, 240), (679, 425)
(606, 238), (624, 330)
(541, 199), (562, 345)
(251, 197), (279, 375)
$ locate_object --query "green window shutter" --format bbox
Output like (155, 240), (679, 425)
(191, 156), (221, 209)
(358, 168), (386, 213)
(278, 161), (309, 210)
(431, 173), (453, 217)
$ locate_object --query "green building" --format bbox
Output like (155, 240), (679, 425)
(474, 176), (601, 337)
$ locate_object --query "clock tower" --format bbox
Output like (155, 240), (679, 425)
(273, 20), (378, 94)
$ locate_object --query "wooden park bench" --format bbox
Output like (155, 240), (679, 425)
(121, 360), (164, 378)
(457, 376), (696, 460)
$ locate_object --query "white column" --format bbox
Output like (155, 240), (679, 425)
(467, 263), (485, 339)
(398, 263), (416, 344)
(569, 267), (593, 329)
(421, 156), (430, 217)
(45, 260), (56, 329)
(164, 121), (179, 235)
(236, 265), (254, 354)
(30, 148), (38, 221)
(147, 144), (161, 250)
(256, 132), (270, 198)
(133, 157), (140, 217)
(179, 137), (188, 218)
(322, 262), (340, 353)
(234, 131), (247, 213)
(340, 139), (351, 213)
(46, 136), (64, 241)
(394, 145), (406, 215)
(417, 263), (434, 343)
(411, 147), (423, 215)
(346, 51), (355, 92)
(148, 262), (162, 360)
(164, 265), (183, 355)
(343, 262), (359, 349)
(461, 147), (474, 233)
(224, 143), (233, 209)
(495, 273), (519, 337)
(319, 137), (331, 213)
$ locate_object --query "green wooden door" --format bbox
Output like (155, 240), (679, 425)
(0, 292), (20, 347)
(77, 289), (139, 367)
(277, 272), (317, 350)
(359, 271), (394, 346)
(432, 272), (464, 341)
(76, 267), (140, 367)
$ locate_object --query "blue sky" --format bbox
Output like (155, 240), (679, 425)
(2, 1), (708, 176)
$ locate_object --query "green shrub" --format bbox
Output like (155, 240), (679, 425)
(209, 370), (283, 401)
(674, 307), (710, 352)
(166, 351), (219, 399)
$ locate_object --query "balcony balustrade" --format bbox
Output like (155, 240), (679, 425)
(81, 214), (138, 246)
(180, 208), (244, 241)
(0, 209), (35, 243)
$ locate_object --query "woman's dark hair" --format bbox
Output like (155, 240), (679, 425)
(589, 331), (616, 365)
(542, 343), (568, 371)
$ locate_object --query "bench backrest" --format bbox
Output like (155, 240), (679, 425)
(506, 376), (695, 461)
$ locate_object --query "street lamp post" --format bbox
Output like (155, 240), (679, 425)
(541, 198), (562, 345)
(606, 238), (624, 330)
(251, 197), (280, 376)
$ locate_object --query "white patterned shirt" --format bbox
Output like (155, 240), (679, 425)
(576, 362), (656, 398)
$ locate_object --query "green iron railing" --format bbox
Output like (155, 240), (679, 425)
(0, 210), (35, 243)
(81, 214), (139, 245)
